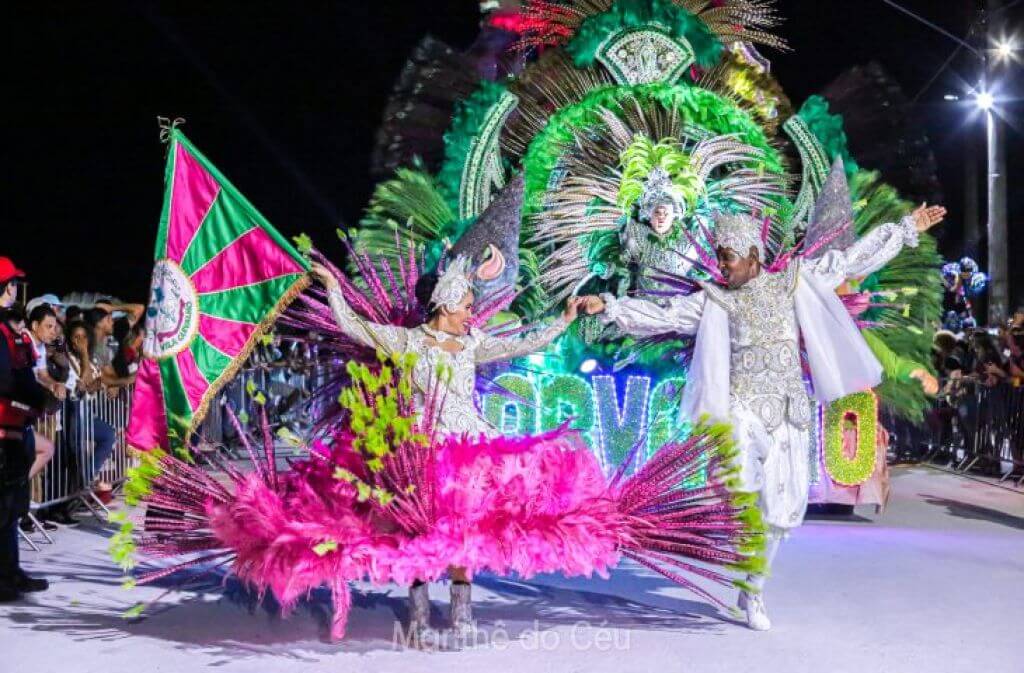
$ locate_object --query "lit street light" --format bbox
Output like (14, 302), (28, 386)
(883, 0), (1017, 321)
(994, 36), (1018, 62)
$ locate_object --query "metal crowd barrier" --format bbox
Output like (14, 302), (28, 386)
(22, 354), (321, 547)
(20, 350), (328, 549)
(926, 379), (1024, 487)
(21, 386), (135, 548)
(206, 357), (329, 458)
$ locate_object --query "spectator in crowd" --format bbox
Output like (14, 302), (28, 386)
(998, 309), (1024, 385)
(85, 307), (115, 380)
(95, 299), (144, 329)
(969, 330), (1008, 387)
(64, 305), (82, 325)
(27, 305), (69, 403)
(0, 257), (50, 601)
(65, 320), (116, 503)
(87, 304), (140, 391)
(26, 294), (64, 323)
(928, 331), (967, 454)
(932, 330), (968, 386)
(112, 318), (144, 383)
(23, 306), (66, 530)
(1009, 306), (1024, 331)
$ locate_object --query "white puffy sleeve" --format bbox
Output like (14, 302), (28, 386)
(599, 292), (705, 337)
(808, 216), (919, 289)
(326, 288), (408, 355)
(472, 316), (570, 364)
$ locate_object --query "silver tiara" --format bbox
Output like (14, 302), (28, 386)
(714, 213), (764, 259)
(638, 167), (684, 223)
(430, 255), (473, 312)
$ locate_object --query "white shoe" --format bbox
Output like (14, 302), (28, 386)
(449, 582), (476, 640)
(408, 583), (441, 649)
(738, 591), (771, 631)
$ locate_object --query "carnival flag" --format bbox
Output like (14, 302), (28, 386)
(127, 128), (310, 450)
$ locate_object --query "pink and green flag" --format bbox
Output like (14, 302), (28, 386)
(127, 128), (310, 450)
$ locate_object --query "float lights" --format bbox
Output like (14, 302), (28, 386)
(579, 359), (599, 374)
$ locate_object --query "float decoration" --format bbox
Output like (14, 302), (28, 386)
(823, 392), (879, 486)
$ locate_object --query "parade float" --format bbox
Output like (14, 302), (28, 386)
(345, 0), (942, 509)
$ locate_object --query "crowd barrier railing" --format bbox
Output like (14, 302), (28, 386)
(21, 386), (135, 549)
(923, 378), (1024, 487)
(21, 357), (321, 548)
(23, 358), (318, 549)
(202, 359), (329, 458)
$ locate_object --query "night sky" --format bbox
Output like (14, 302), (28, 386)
(4, 1), (1022, 306)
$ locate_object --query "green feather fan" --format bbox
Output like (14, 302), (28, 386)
(850, 169), (942, 421)
(353, 166), (460, 271)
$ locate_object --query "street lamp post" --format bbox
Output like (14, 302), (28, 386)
(984, 93), (1009, 322)
(884, 0), (1016, 323)
(983, 0), (1010, 323)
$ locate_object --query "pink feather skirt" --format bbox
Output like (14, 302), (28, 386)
(205, 430), (621, 595)
(133, 426), (760, 640)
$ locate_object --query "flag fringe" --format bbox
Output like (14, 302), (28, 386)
(183, 273), (311, 442)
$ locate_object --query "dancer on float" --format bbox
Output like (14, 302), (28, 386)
(310, 256), (587, 642)
(585, 202), (945, 631)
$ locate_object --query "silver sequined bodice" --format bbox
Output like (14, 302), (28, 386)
(406, 327), (496, 437)
(325, 288), (568, 439)
(621, 220), (695, 301)
(706, 267), (812, 431)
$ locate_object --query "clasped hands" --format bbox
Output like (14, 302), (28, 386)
(561, 295), (606, 321)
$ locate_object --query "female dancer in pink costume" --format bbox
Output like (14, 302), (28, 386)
(312, 256), (586, 642)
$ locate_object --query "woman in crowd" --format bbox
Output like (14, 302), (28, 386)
(65, 321), (116, 503)
(111, 318), (144, 383)
(970, 330), (1009, 387)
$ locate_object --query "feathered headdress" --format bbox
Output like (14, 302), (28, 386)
(430, 255), (474, 312)
(637, 166), (687, 222)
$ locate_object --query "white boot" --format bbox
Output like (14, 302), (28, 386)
(739, 525), (782, 631)
(738, 590), (771, 631)
(407, 582), (440, 648)
(449, 582), (475, 640)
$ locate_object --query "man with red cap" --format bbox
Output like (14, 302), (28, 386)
(0, 257), (50, 601)
(0, 258), (24, 308)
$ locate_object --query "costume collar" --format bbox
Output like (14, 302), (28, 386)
(420, 324), (461, 342)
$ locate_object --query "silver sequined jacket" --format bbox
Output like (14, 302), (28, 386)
(601, 217), (919, 430)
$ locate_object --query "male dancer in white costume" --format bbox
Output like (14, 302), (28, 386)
(585, 204), (945, 630)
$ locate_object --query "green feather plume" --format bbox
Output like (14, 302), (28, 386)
(567, 0), (724, 70)
(353, 166), (459, 271)
(850, 169), (942, 421)
(796, 95), (859, 177)
(437, 80), (510, 212)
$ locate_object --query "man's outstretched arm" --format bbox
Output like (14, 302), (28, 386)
(586, 292), (706, 337)
(809, 203), (945, 288)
